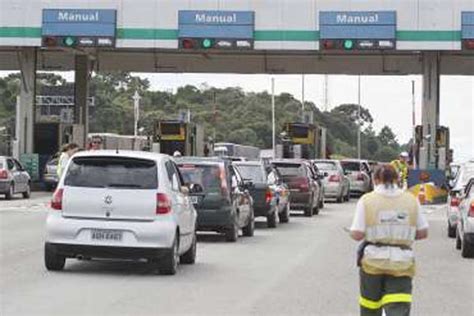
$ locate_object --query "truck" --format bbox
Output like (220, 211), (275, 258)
(213, 142), (260, 160)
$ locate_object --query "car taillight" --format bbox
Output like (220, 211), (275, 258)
(329, 175), (341, 182)
(265, 189), (273, 204)
(450, 197), (460, 207)
(156, 193), (171, 214)
(297, 178), (309, 192)
(0, 169), (8, 179)
(356, 173), (365, 181)
(51, 188), (64, 210)
(469, 202), (474, 217)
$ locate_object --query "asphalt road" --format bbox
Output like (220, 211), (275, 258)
(0, 194), (473, 316)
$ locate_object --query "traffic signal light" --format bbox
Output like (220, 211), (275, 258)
(63, 36), (76, 47)
(179, 38), (253, 50)
(320, 39), (395, 51)
(463, 39), (474, 50)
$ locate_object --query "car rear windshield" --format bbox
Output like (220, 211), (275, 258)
(272, 163), (306, 176)
(178, 164), (223, 194)
(235, 164), (266, 183)
(341, 161), (361, 171)
(315, 162), (337, 170)
(64, 156), (158, 189)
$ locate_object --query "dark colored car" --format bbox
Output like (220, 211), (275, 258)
(176, 157), (255, 242)
(234, 161), (280, 228)
(43, 155), (58, 191)
(271, 159), (322, 217)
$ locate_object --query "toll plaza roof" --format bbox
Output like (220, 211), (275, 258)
(0, 0), (473, 74)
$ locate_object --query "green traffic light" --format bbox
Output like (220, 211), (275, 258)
(63, 36), (76, 47)
(343, 40), (354, 50)
(202, 39), (213, 49)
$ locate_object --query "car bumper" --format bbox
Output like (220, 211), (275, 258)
(45, 212), (177, 250)
(46, 242), (172, 260)
(43, 174), (58, 184)
(289, 191), (311, 209)
(447, 206), (460, 227)
(0, 181), (10, 193)
(323, 183), (342, 198)
(196, 208), (233, 231)
(253, 203), (274, 217)
(349, 181), (369, 193)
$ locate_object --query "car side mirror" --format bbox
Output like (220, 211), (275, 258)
(188, 183), (204, 194)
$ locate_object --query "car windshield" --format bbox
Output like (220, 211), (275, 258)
(315, 162), (337, 170)
(341, 161), (360, 172)
(64, 156), (158, 189)
(178, 164), (223, 194)
(272, 163), (305, 176)
(234, 164), (266, 183)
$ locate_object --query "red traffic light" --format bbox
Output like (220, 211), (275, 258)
(322, 40), (335, 49)
(42, 36), (58, 47)
(181, 39), (195, 49)
(464, 40), (474, 50)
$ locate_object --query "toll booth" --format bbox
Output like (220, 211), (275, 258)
(152, 120), (204, 157)
(279, 122), (327, 159)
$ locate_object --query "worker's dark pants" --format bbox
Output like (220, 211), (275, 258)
(359, 269), (412, 316)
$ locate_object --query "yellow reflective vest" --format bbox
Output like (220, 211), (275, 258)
(390, 159), (408, 183)
(360, 190), (418, 277)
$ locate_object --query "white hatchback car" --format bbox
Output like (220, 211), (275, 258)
(45, 150), (198, 275)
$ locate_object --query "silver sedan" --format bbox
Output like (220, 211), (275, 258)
(313, 159), (350, 203)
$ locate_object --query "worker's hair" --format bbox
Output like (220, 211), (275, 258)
(61, 143), (79, 152)
(373, 164), (399, 187)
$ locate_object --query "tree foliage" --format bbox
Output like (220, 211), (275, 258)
(0, 72), (402, 162)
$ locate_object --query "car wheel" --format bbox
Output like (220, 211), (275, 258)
(447, 223), (456, 238)
(304, 205), (313, 217)
(267, 210), (277, 228)
(243, 209), (255, 236)
(279, 203), (290, 223)
(461, 234), (474, 258)
(225, 215), (239, 242)
(44, 243), (65, 271)
(5, 183), (13, 200)
(160, 237), (179, 275)
(23, 183), (31, 199)
(456, 230), (462, 250)
(180, 232), (197, 264)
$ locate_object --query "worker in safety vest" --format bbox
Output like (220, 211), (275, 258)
(57, 143), (79, 179)
(391, 152), (409, 189)
(350, 165), (428, 316)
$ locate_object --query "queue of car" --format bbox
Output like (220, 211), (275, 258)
(38, 150), (366, 275)
(446, 160), (474, 258)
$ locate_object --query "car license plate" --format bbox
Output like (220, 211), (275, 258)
(189, 196), (199, 204)
(91, 229), (122, 241)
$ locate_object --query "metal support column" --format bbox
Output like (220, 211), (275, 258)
(74, 55), (90, 148)
(420, 52), (440, 169)
(16, 48), (36, 156)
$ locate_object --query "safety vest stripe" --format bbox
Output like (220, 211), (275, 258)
(366, 225), (416, 242)
(359, 294), (412, 310)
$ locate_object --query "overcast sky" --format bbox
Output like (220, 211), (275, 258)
(135, 73), (473, 163)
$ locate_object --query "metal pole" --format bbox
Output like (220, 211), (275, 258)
(272, 77), (276, 158)
(301, 74), (305, 121)
(357, 75), (361, 159)
(133, 91), (140, 137)
(412, 80), (416, 168)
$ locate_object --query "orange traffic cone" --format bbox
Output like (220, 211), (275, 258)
(418, 184), (426, 205)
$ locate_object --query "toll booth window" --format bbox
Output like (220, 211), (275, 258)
(64, 157), (158, 189)
(289, 126), (309, 138)
(161, 123), (181, 135)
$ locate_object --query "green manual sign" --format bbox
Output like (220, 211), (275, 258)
(20, 153), (39, 181)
